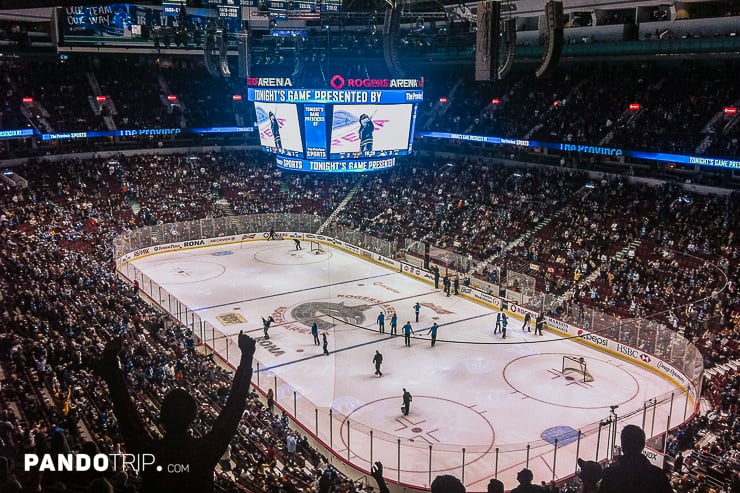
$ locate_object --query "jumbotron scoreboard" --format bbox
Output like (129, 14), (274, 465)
(247, 76), (423, 172)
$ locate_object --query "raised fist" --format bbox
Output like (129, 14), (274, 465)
(103, 337), (123, 357)
(370, 461), (383, 481)
(238, 331), (256, 357)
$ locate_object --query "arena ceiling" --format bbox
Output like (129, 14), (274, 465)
(1, 0), (720, 11)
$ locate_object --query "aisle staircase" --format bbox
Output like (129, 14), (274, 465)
(499, 184), (590, 255)
(554, 237), (643, 307)
(316, 185), (360, 234)
(218, 198), (239, 230)
(612, 237), (642, 262)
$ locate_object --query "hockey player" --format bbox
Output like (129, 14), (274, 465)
(262, 316), (275, 339)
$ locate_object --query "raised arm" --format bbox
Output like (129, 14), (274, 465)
(370, 461), (391, 493)
(203, 332), (256, 463)
(100, 337), (154, 452)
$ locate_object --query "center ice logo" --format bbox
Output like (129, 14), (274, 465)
(291, 301), (372, 332)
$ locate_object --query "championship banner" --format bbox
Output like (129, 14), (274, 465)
(62, 4), (132, 37)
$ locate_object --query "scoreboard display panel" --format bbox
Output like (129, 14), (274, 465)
(329, 104), (414, 159)
(248, 80), (423, 172)
(254, 102), (304, 158)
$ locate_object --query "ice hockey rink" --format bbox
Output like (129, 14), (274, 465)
(124, 238), (689, 491)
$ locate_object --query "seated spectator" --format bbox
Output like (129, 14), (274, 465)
(488, 478), (505, 493)
(577, 458), (602, 493)
(511, 468), (544, 492)
(431, 474), (466, 493)
(599, 424), (673, 493)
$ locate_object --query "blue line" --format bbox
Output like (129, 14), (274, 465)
(257, 310), (496, 372)
(191, 271), (396, 311)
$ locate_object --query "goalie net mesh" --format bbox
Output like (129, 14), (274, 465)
(562, 355), (594, 382)
(310, 241), (326, 254)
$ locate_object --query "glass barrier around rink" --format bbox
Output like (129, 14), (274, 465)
(542, 301), (704, 390)
(197, 320), (697, 492)
(114, 216), (704, 491)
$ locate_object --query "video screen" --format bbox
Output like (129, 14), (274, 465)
(254, 102), (304, 157)
(329, 104), (413, 158)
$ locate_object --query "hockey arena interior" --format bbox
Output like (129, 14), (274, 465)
(0, 0), (739, 492)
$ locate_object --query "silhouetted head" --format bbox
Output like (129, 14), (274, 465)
(431, 474), (465, 493)
(516, 468), (534, 485)
(487, 478), (505, 493)
(359, 114), (370, 124)
(160, 388), (197, 434)
(620, 424), (646, 454)
(88, 477), (114, 493)
(577, 458), (602, 485)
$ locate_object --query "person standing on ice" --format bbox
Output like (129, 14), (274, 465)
(427, 322), (439, 347)
(311, 322), (319, 345)
(523, 312), (531, 332)
(262, 316), (275, 339)
(322, 332), (329, 355)
(373, 350), (383, 377)
(402, 388), (412, 415)
(403, 321), (413, 347)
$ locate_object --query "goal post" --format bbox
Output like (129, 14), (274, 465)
(562, 355), (594, 382)
(309, 241), (326, 255)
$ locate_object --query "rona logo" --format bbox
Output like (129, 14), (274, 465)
(183, 240), (205, 247)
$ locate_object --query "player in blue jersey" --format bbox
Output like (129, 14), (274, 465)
(358, 114), (374, 153)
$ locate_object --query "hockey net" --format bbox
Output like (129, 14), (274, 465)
(310, 241), (326, 255)
(562, 355), (594, 382)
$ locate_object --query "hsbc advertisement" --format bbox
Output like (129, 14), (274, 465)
(569, 326), (693, 393)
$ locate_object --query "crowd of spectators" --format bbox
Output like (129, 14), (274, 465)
(0, 49), (738, 492)
(0, 149), (738, 492)
(1, 58), (740, 159)
(417, 60), (740, 160)
(0, 154), (380, 493)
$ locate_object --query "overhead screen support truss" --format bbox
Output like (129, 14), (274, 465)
(498, 17), (516, 79)
(383, 3), (405, 78)
(534, 0), (564, 79)
(475, 1), (500, 82)
(475, 1), (516, 82)
(204, 26), (220, 78)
